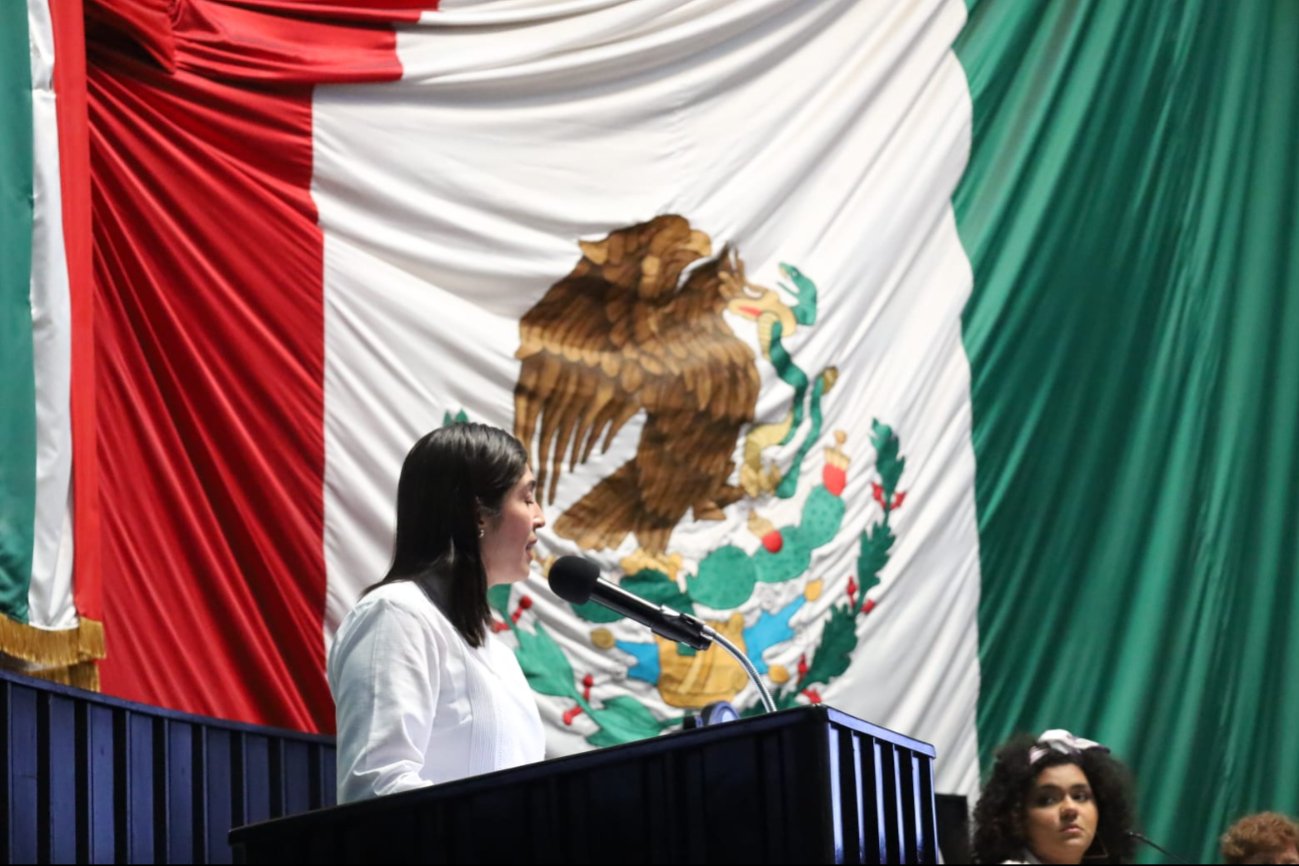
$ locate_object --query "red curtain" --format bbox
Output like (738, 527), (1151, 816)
(86, 0), (431, 730)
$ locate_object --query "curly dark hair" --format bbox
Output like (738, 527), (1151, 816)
(1220, 812), (1299, 864)
(971, 734), (1137, 864)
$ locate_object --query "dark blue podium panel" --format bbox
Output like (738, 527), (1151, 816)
(231, 706), (938, 865)
(0, 668), (334, 864)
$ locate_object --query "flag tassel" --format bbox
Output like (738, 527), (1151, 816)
(0, 615), (105, 690)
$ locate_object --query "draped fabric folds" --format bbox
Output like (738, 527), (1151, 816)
(955, 1), (1299, 858)
(2, 0), (1291, 860)
(0, 0), (101, 688)
(83, 0), (988, 786)
(85, 0), (420, 728)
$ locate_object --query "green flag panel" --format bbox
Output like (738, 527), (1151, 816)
(0, 0), (38, 621)
(955, 1), (1299, 861)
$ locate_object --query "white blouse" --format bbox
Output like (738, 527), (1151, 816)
(328, 580), (545, 804)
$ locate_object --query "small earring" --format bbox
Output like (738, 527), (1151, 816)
(478, 527), (485, 538)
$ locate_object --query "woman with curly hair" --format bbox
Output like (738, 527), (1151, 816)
(972, 729), (1137, 864)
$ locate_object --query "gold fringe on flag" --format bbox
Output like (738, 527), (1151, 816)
(24, 660), (100, 691)
(0, 615), (106, 691)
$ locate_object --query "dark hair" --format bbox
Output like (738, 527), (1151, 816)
(972, 734), (1136, 864)
(366, 423), (528, 647)
(1221, 812), (1299, 864)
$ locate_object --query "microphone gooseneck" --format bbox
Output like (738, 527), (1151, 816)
(1126, 830), (1192, 864)
(548, 555), (777, 713)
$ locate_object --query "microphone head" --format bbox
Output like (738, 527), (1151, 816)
(548, 555), (601, 604)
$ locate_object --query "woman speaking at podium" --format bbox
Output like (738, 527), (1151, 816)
(328, 423), (547, 803)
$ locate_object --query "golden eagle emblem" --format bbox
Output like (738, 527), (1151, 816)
(514, 215), (760, 554)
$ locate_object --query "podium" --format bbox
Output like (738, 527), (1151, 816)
(230, 706), (938, 864)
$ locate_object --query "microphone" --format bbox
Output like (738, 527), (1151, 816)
(548, 555), (713, 650)
(1126, 830), (1192, 864)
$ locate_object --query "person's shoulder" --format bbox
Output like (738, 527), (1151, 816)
(332, 581), (463, 661)
(343, 581), (446, 630)
(360, 580), (429, 607)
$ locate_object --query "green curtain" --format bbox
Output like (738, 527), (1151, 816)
(955, 1), (1299, 860)
(0, 1), (36, 620)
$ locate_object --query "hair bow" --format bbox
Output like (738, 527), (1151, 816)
(1028, 729), (1109, 766)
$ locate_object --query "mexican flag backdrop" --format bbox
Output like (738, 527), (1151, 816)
(2, 1), (1296, 860)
